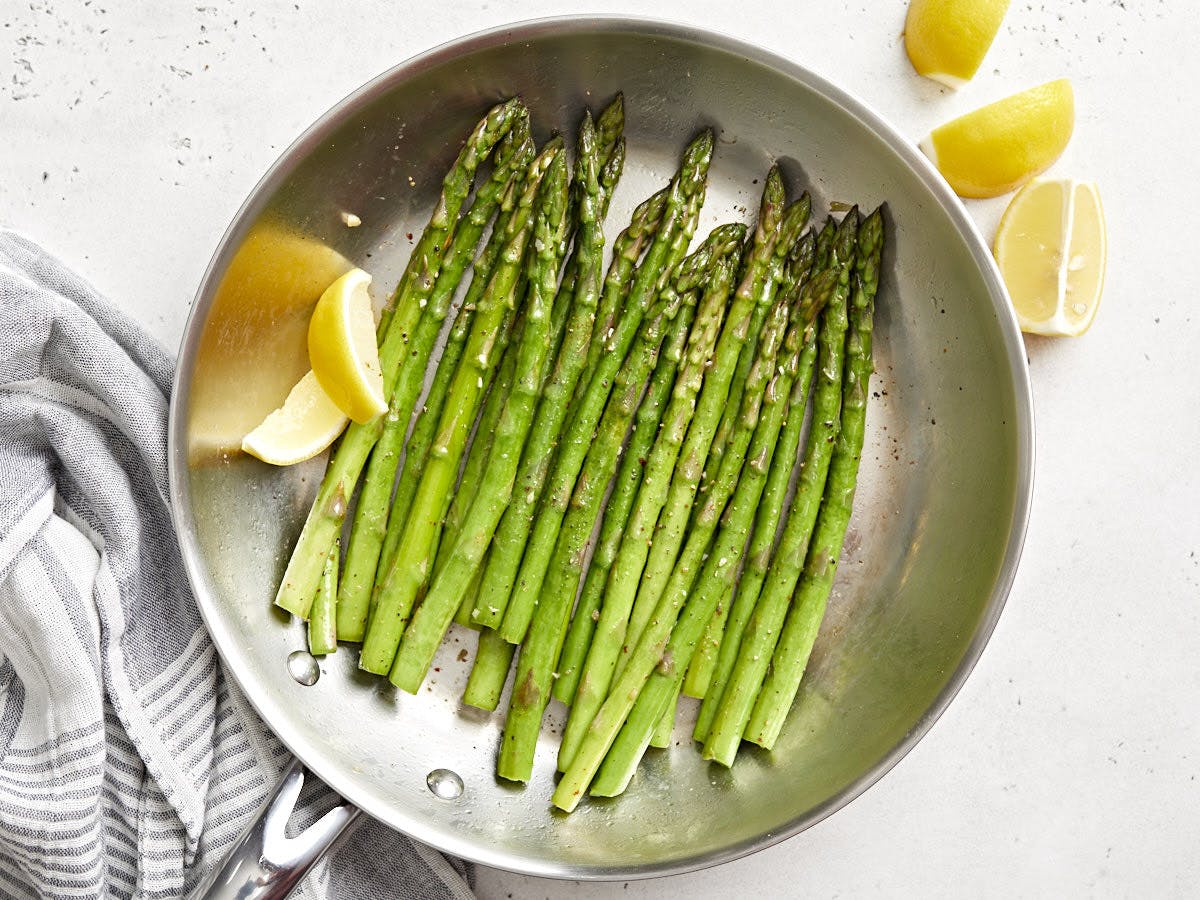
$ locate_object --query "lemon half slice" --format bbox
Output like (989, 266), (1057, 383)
(905, 0), (1011, 88)
(921, 79), (1075, 199)
(994, 177), (1106, 336)
(242, 371), (349, 465)
(308, 268), (387, 423)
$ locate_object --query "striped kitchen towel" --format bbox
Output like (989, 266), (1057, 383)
(0, 231), (473, 900)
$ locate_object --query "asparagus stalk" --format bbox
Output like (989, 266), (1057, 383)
(457, 102), (626, 708)
(550, 235), (739, 707)
(691, 335), (817, 736)
(593, 244), (834, 792)
(614, 184), (811, 680)
(308, 539), (340, 656)
(555, 241), (744, 770)
(691, 226), (841, 695)
(462, 626), (516, 711)
(336, 129), (534, 639)
(621, 273), (808, 761)
(470, 177), (669, 634)
(545, 95), (623, 339)
(684, 230), (819, 697)
(647, 686), (678, 749)
(702, 210), (860, 766)
(548, 131), (625, 379)
(451, 554), (485, 628)
(434, 309), (524, 577)
(495, 132), (714, 645)
(694, 218), (820, 524)
(358, 140), (563, 675)
(533, 225), (745, 675)
(440, 308), (522, 633)
(636, 231), (781, 744)
(552, 282), (794, 810)
(449, 125), (628, 634)
(744, 208), (884, 749)
(694, 171), (789, 519)
(591, 249), (732, 748)
(390, 146), (571, 693)
(274, 98), (525, 619)
(376, 213), (527, 613)
(441, 108), (623, 592)
(595, 93), (626, 170)
(496, 289), (686, 783)
(375, 262), (480, 582)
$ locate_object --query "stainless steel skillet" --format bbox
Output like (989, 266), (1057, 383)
(168, 15), (1034, 896)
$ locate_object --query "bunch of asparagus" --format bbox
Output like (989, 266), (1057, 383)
(275, 97), (886, 811)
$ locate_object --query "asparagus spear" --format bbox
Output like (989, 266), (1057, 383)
(693, 212), (821, 522)
(440, 108), (622, 592)
(702, 210), (860, 766)
(434, 308), (525, 577)
(336, 129), (534, 639)
(462, 626), (516, 711)
(693, 168), (791, 521)
(358, 140), (563, 675)
(550, 234), (741, 707)
(547, 97), (620, 317)
(451, 553), (486, 629)
(308, 539), (340, 656)
(593, 245), (835, 792)
(549, 300), (698, 707)
(594, 93), (626, 176)
(495, 132), (714, 644)
(555, 241), (744, 770)
(614, 185), (811, 680)
(375, 264), (479, 583)
(648, 690), (677, 749)
(448, 122), (628, 634)
(470, 178), (670, 633)
(684, 231), (819, 697)
(533, 225), (745, 676)
(547, 117), (624, 367)
(594, 251), (737, 750)
(496, 288), (686, 783)
(629, 271), (808, 756)
(690, 307), (821, 738)
(690, 224), (841, 701)
(545, 95), (623, 336)
(274, 98), (526, 619)
(744, 208), (883, 749)
(374, 206), (529, 618)
(552, 282), (794, 809)
(389, 145), (571, 693)
(632, 231), (777, 746)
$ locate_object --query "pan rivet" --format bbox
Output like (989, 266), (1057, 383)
(426, 768), (464, 800)
(287, 650), (320, 686)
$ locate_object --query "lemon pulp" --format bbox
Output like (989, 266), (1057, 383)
(242, 371), (349, 465)
(308, 268), (387, 423)
(994, 177), (1107, 336)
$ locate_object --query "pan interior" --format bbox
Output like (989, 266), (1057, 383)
(175, 21), (1027, 879)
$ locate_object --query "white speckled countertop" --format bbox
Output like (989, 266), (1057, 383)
(4, 1), (1198, 896)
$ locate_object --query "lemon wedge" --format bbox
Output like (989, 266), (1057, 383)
(242, 371), (349, 465)
(905, 0), (1011, 88)
(308, 268), (387, 423)
(994, 177), (1106, 336)
(188, 221), (351, 464)
(921, 79), (1074, 199)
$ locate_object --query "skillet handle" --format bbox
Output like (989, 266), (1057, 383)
(188, 759), (361, 900)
